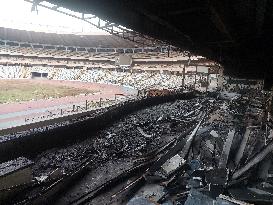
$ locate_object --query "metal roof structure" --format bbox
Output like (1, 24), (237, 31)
(0, 27), (137, 48)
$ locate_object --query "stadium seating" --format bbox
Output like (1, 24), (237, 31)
(0, 64), (197, 90)
(0, 65), (24, 79)
(0, 26), (212, 91)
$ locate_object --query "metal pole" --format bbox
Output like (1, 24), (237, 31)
(206, 73), (209, 92)
(194, 65), (197, 89)
(182, 64), (185, 91)
(99, 98), (102, 107)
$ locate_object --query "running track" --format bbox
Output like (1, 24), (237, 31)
(0, 79), (137, 130)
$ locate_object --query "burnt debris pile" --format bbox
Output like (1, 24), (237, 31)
(31, 98), (203, 176)
(120, 90), (273, 205)
(2, 89), (273, 205)
(119, 90), (273, 205)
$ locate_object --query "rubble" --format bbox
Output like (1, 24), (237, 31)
(4, 87), (273, 205)
(113, 89), (273, 205)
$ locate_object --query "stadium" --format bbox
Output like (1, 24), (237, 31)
(0, 1), (271, 205)
(0, 26), (220, 133)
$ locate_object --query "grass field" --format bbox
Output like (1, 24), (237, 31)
(0, 80), (96, 104)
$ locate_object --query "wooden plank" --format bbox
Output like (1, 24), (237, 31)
(218, 129), (235, 169)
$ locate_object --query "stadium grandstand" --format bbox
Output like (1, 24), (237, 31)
(0, 21), (223, 137)
(0, 26), (218, 91)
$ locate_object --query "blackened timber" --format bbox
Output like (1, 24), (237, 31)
(148, 112), (205, 174)
(71, 161), (151, 205)
(257, 154), (272, 180)
(218, 129), (235, 169)
(232, 140), (273, 180)
(180, 113), (206, 159)
(234, 127), (251, 166)
(147, 125), (195, 174)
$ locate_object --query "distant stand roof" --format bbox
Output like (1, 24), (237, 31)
(0, 27), (138, 48)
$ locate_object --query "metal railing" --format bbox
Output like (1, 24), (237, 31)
(24, 94), (137, 124)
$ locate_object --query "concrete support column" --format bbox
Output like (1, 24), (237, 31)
(194, 65), (197, 89)
(217, 67), (224, 90)
(182, 65), (185, 91)
(206, 73), (209, 92)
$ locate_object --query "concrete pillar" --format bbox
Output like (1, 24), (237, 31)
(182, 65), (185, 91)
(194, 65), (197, 89)
(206, 73), (209, 92)
(217, 67), (224, 90)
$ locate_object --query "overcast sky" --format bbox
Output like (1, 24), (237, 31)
(0, 0), (107, 34)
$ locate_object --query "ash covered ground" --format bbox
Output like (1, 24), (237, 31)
(32, 98), (202, 177)
(9, 89), (272, 205)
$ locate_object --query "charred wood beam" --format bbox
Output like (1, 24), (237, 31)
(71, 161), (153, 205)
(110, 139), (179, 202)
(111, 175), (146, 202)
(147, 125), (195, 174)
(257, 154), (272, 180)
(148, 112), (205, 174)
(180, 113), (206, 159)
(234, 127), (252, 166)
(232, 140), (273, 180)
(218, 129), (235, 169)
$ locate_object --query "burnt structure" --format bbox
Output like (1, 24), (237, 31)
(42, 0), (273, 89)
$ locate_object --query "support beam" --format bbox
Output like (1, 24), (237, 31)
(232, 140), (273, 180)
(209, 4), (233, 41)
(194, 65), (197, 89)
(182, 64), (185, 91)
(219, 129), (235, 169)
(234, 127), (252, 166)
(206, 73), (209, 92)
(24, 0), (166, 47)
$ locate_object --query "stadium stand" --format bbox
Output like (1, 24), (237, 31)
(0, 64), (205, 90)
(0, 27), (218, 92)
(0, 65), (23, 79)
(0, 27), (201, 62)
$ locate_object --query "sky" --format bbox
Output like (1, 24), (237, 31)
(0, 0), (107, 35)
